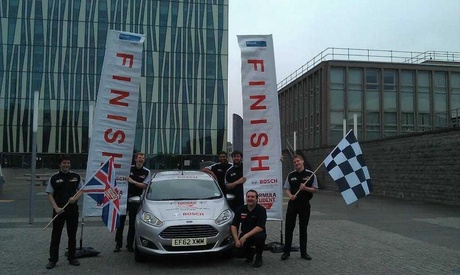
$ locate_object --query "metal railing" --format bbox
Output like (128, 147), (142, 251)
(277, 47), (460, 90)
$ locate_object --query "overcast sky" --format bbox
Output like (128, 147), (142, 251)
(227, 0), (460, 141)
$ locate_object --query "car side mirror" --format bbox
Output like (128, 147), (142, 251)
(128, 196), (141, 203)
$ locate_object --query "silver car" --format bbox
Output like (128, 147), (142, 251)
(132, 170), (234, 262)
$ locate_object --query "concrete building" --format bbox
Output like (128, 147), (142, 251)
(278, 48), (460, 205)
(278, 48), (460, 149)
(0, 0), (229, 168)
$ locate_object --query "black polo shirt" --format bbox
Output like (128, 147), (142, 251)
(225, 163), (244, 196)
(232, 204), (267, 235)
(128, 165), (150, 197)
(207, 162), (232, 191)
(283, 168), (318, 203)
(46, 171), (82, 207)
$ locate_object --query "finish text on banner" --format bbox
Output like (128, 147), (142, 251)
(238, 35), (282, 220)
(83, 30), (145, 217)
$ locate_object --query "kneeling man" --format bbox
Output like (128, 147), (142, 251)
(231, 189), (267, 268)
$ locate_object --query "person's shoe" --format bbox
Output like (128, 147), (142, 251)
(46, 261), (56, 269)
(253, 255), (262, 268)
(68, 259), (80, 266)
(113, 243), (122, 252)
(281, 252), (290, 260)
(301, 253), (312, 260)
(126, 245), (134, 252)
(245, 254), (254, 263)
(245, 248), (255, 263)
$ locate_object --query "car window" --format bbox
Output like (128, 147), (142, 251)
(146, 178), (222, 201)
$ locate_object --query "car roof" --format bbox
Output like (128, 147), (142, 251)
(152, 170), (214, 181)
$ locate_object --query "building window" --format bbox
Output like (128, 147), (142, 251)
(402, 113), (415, 133)
(366, 112), (380, 140)
(384, 112), (397, 137)
(434, 72), (447, 128)
(451, 73), (460, 127)
(417, 71), (431, 131)
(383, 70), (397, 110)
(366, 69), (380, 90)
(401, 70), (415, 112)
(330, 67), (345, 144)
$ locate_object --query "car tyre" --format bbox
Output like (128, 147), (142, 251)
(134, 243), (146, 263)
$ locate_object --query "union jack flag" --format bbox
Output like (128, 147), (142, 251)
(83, 157), (121, 232)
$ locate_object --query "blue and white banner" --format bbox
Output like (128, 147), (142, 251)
(238, 35), (282, 220)
(83, 30), (145, 217)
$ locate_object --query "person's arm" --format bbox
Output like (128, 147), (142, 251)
(240, 206), (266, 245)
(69, 174), (84, 204)
(283, 176), (296, 200)
(299, 174), (318, 193)
(202, 166), (217, 180)
(239, 226), (263, 245)
(231, 225), (242, 247)
(48, 193), (64, 215)
(128, 174), (148, 190)
(226, 176), (246, 190)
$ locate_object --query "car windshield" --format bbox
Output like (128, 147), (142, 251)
(146, 178), (223, 201)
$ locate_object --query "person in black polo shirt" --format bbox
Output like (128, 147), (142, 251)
(202, 151), (232, 195)
(45, 154), (83, 269)
(231, 189), (267, 268)
(225, 150), (246, 212)
(281, 154), (318, 261)
(114, 152), (151, 252)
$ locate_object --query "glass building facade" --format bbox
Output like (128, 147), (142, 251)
(0, 0), (228, 168)
(279, 48), (460, 150)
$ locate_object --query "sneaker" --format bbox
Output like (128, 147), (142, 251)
(46, 261), (56, 269)
(301, 253), (312, 260)
(281, 252), (290, 260)
(113, 243), (122, 252)
(126, 245), (134, 252)
(253, 255), (262, 268)
(68, 259), (80, 266)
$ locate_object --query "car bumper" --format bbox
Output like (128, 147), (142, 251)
(135, 218), (234, 256)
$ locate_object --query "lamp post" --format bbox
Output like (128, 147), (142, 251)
(29, 90), (39, 224)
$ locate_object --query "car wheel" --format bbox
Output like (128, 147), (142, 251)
(134, 243), (146, 262)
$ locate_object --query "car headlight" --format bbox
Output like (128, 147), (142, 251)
(141, 211), (163, 227)
(215, 209), (232, 225)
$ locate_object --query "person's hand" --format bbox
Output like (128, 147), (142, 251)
(69, 197), (78, 204)
(240, 177), (247, 184)
(290, 195), (296, 201)
(300, 184), (307, 191)
(54, 207), (64, 215)
(240, 235), (247, 246)
(235, 239), (242, 248)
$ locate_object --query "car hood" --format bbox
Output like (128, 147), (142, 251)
(142, 199), (228, 222)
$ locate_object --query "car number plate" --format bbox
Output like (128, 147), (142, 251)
(172, 238), (207, 246)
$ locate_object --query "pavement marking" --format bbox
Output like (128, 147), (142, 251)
(0, 200), (15, 203)
(413, 217), (460, 229)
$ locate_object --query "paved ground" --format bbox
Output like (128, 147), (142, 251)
(1, 168), (460, 275)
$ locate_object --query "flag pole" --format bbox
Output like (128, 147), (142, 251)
(42, 163), (101, 231)
(293, 129), (356, 197)
(293, 161), (324, 197)
(43, 190), (83, 230)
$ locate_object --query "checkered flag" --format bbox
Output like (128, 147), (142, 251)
(324, 130), (372, 205)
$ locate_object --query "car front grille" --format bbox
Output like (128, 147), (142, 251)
(159, 225), (218, 239)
